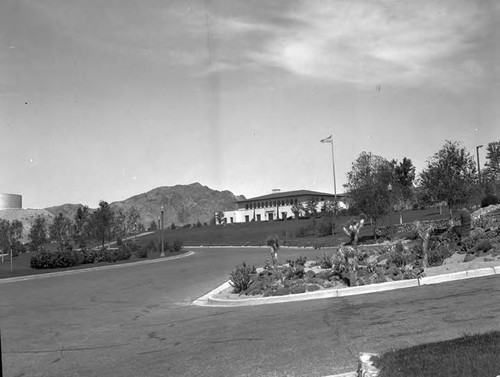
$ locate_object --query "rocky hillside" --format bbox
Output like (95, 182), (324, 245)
(43, 182), (244, 228)
(0, 209), (55, 243)
(110, 182), (244, 227)
(45, 203), (85, 219)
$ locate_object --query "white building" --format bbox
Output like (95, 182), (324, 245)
(221, 190), (348, 224)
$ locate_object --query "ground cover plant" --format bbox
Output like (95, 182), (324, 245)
(372, 331), (500, 377)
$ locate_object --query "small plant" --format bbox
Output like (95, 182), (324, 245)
(316, 252), (334, 269)
(266, 234), (280, 269)
(229, 262), (256, 294)
(172, 239), (183, 252)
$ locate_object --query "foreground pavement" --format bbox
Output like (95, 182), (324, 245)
(1, 247), (499, 377)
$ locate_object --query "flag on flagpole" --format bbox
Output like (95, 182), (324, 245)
(321, 135), (333, 144)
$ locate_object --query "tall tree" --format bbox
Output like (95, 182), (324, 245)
(113, 208), (126, 239)
(483, 140), (500, 195)
(0, 219), (24, 255)
(28, 215), (48, 251)
(126, 206), (141, 235)
(49, 213), (73, 251)
(91, 201), (115, 248)
(73, 205), (91, 247)
(391, 157), (416, 222)
(419, 140), (477, 214)
(344, 151), (393, 236)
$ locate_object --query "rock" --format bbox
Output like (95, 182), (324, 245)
(322, 281), (335, 288)
(305, 270), (316, 279)
(291, 285), (306, 294)
(464, 253), (476, 262)
(443, 252), (465, 265)
(358, 352), (380, 377)
(306, 284), (321, 292)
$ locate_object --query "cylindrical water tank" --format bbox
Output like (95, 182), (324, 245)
(0, 193), (22, 209)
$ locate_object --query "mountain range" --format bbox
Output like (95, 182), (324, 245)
(44, 182), (245, 227)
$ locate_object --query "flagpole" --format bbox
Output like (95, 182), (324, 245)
(331, 136), (337, 201)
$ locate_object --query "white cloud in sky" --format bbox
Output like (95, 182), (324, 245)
(209, 0), (496, 89)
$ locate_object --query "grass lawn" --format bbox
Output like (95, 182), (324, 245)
(372, 331), (500, 377)
(146, 207), (450, 247)
(0, 249), (188, 279)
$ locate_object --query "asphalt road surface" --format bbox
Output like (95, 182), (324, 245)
(1, 247), (499, 377)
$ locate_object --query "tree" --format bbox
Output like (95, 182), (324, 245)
(28, 215), (48, 251)
(419, 141), (478, 215)
(113, 208), (126, 240)
(148, 220), (158, 231)
(391, 157), (416, 222)
(483, 140), (500, 195)
(91, 201), (115, 248)
(73, 205), (91, 247)
(126, 206), (141, 235)
(0, 219), (24, 256)
(49, 213), (73, 251)
(344, 151), (393, 236)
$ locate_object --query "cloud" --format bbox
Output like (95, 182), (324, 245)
(239, 0), (496, 89)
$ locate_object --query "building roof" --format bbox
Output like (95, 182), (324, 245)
(236, 190), (346, 203)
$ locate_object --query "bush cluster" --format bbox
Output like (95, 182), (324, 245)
(30, 250), (82, 269)
(481, 195), (499, 208)
(294, 218), (336, 238)
(30, 246), (133, 269)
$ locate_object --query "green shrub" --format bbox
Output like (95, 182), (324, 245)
(316, 252), (334, 269)
(171, 239), (183, 252)
(229, 262), (256, 294)
(427, 241), (454, 267)
(481, 195), (499, 208)
(30, 250), (82, 269)
(136, 247), (148, 259)
(315, 217), (335, 237)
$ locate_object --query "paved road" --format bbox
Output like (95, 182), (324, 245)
(1, 247), (499, 377)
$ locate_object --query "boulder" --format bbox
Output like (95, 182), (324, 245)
(464, 253), (476, 262)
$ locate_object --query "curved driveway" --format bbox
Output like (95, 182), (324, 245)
(1, 247), (499, 377)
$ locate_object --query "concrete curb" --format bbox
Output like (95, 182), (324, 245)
(193, 264), (500, 307)
(0, 251), (195, 284)
(186, 245), (318, 249)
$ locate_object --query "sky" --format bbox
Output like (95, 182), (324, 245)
(1, 0), (499, 208)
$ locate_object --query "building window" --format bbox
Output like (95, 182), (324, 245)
(245, 204), (249, 210)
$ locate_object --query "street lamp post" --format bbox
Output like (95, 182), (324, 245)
(476, 145), (483, 185)
(160, 206), (165, 257)
(387, 183), (393, 237)
(157, 217), (161, 250)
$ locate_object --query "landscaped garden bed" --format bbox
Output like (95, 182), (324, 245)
(221, 206), (500, 300)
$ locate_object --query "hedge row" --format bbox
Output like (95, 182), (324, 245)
(30, 247), (132, 269)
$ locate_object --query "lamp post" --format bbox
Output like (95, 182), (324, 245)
(476, 145), (483, 185)
(387, 183), (393, 236)
(160, 205), (165, 257)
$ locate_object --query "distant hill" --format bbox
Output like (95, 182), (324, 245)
(42, 182), (244, 228)
(45, 203), (86, 220)
(0, 209), (55, 243)
(110, 182), (245, 228)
